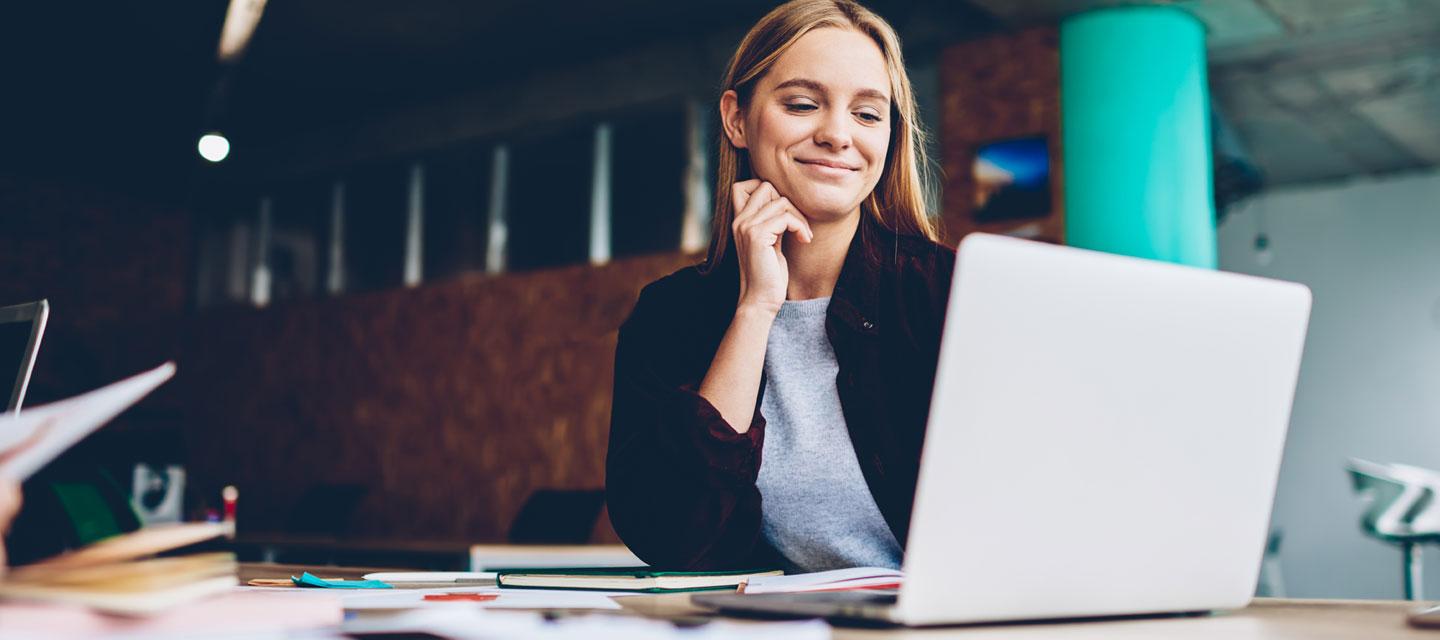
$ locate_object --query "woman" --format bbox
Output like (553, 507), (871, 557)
(606, 0), (953, 572)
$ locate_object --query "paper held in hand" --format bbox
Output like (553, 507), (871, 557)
(0, 362), (176, 480)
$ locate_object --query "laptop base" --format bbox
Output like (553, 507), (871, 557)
(694, 591), (1214, 628)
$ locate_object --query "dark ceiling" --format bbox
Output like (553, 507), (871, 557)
(228, 0), (788, 138)
(7, 1), (1427, 206)
(0, 0), (993, 203)
(0, 2), (226, 199)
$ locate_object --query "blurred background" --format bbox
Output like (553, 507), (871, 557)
(1, 0), (1437, 600)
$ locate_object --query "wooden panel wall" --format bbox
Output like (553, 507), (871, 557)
(0, 173), (711, 546)
(0, 174), (190, 401)
(939, 27), (1065, 244)
(178, 251), (697, 543)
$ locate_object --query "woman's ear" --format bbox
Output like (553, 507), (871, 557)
(719, 90), (748, 149)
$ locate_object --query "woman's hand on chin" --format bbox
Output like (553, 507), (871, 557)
(731, 180), (813, 315)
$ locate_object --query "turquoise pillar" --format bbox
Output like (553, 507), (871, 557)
(1061, 7), (1217, 268)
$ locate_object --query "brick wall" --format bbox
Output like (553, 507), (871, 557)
(179, 252), (694, 542)
(939, 27), (1065, 244)
(1, 172), (695, 544)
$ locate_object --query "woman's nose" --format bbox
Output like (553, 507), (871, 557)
(813, 111), (853, 150)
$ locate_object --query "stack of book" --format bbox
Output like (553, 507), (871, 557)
(0, 364), (242, 615)
(0, 522), (236, 615)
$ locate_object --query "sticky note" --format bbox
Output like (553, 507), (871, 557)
(292, 572), (393, 589)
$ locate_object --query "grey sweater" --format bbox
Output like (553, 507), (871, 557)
(755, 297), (904, 573)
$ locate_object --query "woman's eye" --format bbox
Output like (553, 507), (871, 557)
(785, 102), (818, 113)
(856, 111), (883, 123)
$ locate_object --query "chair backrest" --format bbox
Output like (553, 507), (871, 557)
(508, 489), (604, 544)
(1348, 459), (1440, 539)
(6, 467), (141, 565)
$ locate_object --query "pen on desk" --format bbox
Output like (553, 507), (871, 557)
(423, 593), (499, 602)
(360, 572), (498, 586)
(247, 578), (294, 587)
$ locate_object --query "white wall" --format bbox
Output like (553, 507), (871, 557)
(1218, 168), (1440, 599)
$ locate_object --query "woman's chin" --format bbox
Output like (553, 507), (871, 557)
(792, 198), (862, 224)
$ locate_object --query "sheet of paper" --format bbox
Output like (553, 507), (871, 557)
(363, 571), (498, 583)
(234, 585), (340, 594)
(0, 362), (175, 479)
(341, 585), (625, 611)
(0, 590), (342, 639)
(343, 607), (831, 640)
(741, 567), (903, 594)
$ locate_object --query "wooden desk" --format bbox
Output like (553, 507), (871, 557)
(237, 565), (1430, 637)
(847, 599), (1431, 639)
(239, 562), (404, 583)
(233, 534), (471, 569)
(616, 594), (1433, 638)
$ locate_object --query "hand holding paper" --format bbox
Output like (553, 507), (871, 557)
(0, 362), (176, 480)
(0, 477), (18, 573)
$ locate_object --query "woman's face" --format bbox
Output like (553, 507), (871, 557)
(725, 27), (893, 226)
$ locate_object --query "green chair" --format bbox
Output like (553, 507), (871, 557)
(5, 467), (141, 565)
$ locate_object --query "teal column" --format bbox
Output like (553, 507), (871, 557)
(1061, 7), (1217, 268)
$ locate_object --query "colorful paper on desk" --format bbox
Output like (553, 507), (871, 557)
(292, 572), (392, 589)
(0, 362), (175, 480)
(739, 566), (903, 594)
(0, 591), (342, 640)
(343, 607), (832, 640)
(341, 586), (625, 611)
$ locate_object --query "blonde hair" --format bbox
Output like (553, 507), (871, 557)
(703, 0), (940, 271)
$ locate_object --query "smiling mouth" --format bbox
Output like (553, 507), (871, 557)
(796, 158), (859, 171)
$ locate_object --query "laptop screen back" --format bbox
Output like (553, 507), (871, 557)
(899, 235), (1310, 624)
(1, 300), (49, 412)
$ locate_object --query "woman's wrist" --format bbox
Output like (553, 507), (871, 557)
(735, 300), (781, 323)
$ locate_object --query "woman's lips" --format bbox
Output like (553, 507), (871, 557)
(796, 158), (859, 178)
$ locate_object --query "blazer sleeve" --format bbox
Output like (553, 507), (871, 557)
(604, 284), (781, 571)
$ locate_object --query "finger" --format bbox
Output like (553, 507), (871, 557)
(764, 211), (815, 245)
(730, 179), (763, 213)
(730, 180), (765, 217)
(743, 198), (814, 245)
(741, 196), (802, 240)
(750, 197), (814, 243)
(0, 482), (19, 530)
(731, 182), (778, 233)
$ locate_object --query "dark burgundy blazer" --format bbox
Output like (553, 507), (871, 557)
(605, 215), (955, 570)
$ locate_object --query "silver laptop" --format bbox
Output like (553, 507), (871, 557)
(696, 233), (1312, 626)
(1, 299), (49, 413)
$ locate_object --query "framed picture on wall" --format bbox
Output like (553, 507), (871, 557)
(973, 136), (1051, 222)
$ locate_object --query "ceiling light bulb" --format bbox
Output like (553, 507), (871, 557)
(198, 133), (230, 162)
